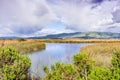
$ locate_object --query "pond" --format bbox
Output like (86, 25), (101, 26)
(28, 43), (90, 77)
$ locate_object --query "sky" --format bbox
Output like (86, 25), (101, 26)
(0, 0), (120, 37)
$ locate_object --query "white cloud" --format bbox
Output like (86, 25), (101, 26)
(0, 0), (58, 36)
(47, 0), (117, 32)
(34, 28), (74, 37)
(0, 0), (120, 37)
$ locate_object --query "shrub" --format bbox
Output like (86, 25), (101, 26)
(73, 53), (94, 80)
(111, 49), (120, 80)
(43, 53), (94, 80)
(17, 38), (26, 41)
(0, 47), (31, 80)
(88, 66), (111, 80)
(43, 62), (76, 80)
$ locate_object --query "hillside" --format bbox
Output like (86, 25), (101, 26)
(1, 32), (120, 39)
(41, 32), (120, 39)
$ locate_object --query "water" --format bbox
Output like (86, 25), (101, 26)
(28, 43), (89, 77)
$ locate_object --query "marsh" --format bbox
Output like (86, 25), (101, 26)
(28, 43), (90, 77)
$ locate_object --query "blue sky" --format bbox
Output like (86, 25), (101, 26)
(0, 0), (120, 37)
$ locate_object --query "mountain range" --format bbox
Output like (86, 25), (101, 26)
(38, 32), (120, 39)
(1, 32), (120, 39)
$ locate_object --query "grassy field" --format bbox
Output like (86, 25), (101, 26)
(40, 39), (120, 43)
(0, 40), (45, 54)
(80, 43), (120, 67)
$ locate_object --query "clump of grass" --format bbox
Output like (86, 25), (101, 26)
(0, 40), (45, 54)
(6, 41), (45, 54)
(81, 43), (120, 67)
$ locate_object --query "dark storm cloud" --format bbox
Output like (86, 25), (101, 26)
(11, 26), (42, 34)
(91, 0), (103, 3)
(106, 26), (120, 32)
(35, 3), (49, 17)
(46, 0), (104, 4)
(112, 9), (120, 23)
(107, 26), (116, 29)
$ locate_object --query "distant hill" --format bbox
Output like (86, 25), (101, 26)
(1, 32), (120, 39)
(0, 36), (20, 39)
(39, 32), (120, 39)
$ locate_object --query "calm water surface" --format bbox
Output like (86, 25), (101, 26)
(28, 43), (89, 77)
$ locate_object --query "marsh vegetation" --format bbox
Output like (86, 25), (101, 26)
(81, 43), (120, 67)
(0, 47), (31, 80)
(0, 39), (120, 80)
(0, 39), (45, 54)
(40, 39), (120, 43)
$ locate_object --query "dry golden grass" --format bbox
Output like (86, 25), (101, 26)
(40, 39), (120, 43)
(0, 40), (18, 47)
(0, 40), (45, 54)
(81, 43), (120, 67)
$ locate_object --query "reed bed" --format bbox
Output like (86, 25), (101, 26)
(80, 43), (120, 67)
(40, 39), (120, 43)
(0, 40), (45, 54)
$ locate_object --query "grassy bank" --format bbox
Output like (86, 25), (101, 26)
(81, 43), (120, 67)
(0, 40), (45, 54)
(40, 39), (120, 43)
